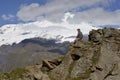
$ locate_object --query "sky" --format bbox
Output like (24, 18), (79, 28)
(0, 0), (120, 27)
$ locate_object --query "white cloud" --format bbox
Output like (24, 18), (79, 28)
(17, 3), (41, 21)
(2, 14), (15, 20)
(71, 8), (120, 26)
(62, 12), (74, 23)
(16, 0), (120, 26)
(17, 0), (109, 21)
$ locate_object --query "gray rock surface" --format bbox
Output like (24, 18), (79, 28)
(49, 28), (120, 80)
(0, 28), (120, 80)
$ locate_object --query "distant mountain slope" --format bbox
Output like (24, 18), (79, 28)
(0, 38), (70, 72)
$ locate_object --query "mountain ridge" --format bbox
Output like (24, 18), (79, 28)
(0, 20), (99, 46)
(0, 28), (120, 80)
(0, 37), (70, 72)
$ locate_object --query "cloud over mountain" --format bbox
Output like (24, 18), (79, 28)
(2, 14), (15, 21)
(16, 0), (120, 26)
(0, 16), (99, 46)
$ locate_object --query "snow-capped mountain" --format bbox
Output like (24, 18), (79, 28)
(0, 20), (99, 46)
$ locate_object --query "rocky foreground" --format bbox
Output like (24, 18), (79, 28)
(0, 28), (120, 80)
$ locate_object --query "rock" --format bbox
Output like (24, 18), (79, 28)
(0, 28), (119, 80)
(42, 60), (55, 70)
(49, 28), (120, 80)
(89, 29), (103, 43)
(33, 71), (43, 80)
(89, 28), (120, 43)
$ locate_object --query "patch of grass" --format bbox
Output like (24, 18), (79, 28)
(52, 56), (65, 62)
(92, 46), (101, 65)
(71, 68), (91, 80)
(66, 67), (92, 80)
(0, 68), (28, 80)
(65, 62), (75, 80)
(69, 47), (75, 53)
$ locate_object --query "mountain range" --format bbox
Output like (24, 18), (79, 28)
(0, 20), (99, 46)
(0, 37), (71, 72)
(0, 20), (119, 72)
(0, 28), (119, 80)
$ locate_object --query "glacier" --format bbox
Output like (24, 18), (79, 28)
(0, 20), (99, 46)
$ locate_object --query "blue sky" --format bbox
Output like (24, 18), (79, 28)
(0, 0), (47, 14)
(0, 0), (48, 26)
(0, 0), (120, 27)
(105, 0), (120, 11)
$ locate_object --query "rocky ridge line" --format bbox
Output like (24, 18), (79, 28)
(0, 28), (120, 80)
